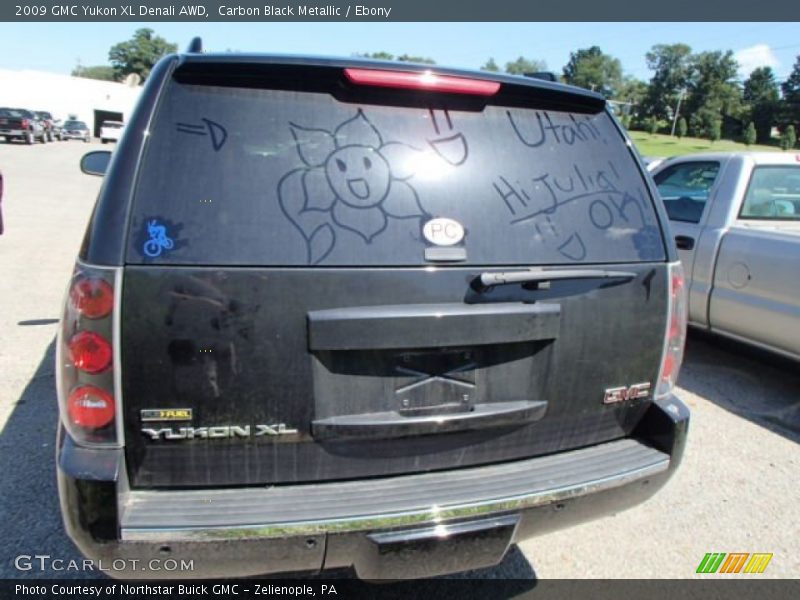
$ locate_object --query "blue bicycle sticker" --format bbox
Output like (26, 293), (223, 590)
(143, 219), (175, 257)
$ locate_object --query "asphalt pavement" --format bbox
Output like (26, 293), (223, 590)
(0, 140), (797, 580)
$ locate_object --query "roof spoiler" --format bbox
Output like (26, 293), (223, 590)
(524, 72), (558, 82)
(187, 37), (203, 53)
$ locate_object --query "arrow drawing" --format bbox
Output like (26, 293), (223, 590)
(176, 118), (228, 151)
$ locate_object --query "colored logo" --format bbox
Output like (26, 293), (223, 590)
(143, 219), (174, 258)
(696, 552), (773, 574)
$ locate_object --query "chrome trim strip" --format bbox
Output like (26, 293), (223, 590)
(112, 266), (124, 447)
(121, 458), (668, 542)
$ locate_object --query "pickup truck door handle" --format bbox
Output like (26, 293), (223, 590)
(675, 235), (695, 250)
(476, 269), (636, 290)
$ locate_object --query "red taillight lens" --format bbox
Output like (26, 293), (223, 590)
(657, 263), (688, 399)
(69, 277), (114, 319)
(68, 331), (112, 373)
(67, 385), (115, 429)
(344, 68), (501, 96)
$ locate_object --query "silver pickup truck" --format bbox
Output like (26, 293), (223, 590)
(651, 152), (800, 360)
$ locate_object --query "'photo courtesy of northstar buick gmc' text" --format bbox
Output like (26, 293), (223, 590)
(56, 41), (689, 579)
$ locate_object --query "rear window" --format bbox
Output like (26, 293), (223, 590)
(653, 160), (720, 224)
(127, 76), (665, 266)
(739, 166), (800, 220)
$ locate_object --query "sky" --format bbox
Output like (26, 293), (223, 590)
(0, 22), (798, 83)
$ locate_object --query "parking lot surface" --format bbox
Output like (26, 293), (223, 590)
(0, 141), (798, 579)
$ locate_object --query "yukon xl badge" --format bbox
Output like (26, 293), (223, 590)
(603, 382), (651, 404)
(141, 424), (299, 441)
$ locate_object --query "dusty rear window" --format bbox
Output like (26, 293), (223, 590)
(127, 81), (665, 266)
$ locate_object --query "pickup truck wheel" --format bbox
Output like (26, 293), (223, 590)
(101, 139), (107, 144)
(47, 131), (54, 142)
(25, 132), (33, 145)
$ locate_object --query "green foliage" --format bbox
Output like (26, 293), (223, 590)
(562, 46), (622, 98)
(357, 52), (435, 65)
(708, 119), (722, 143)
(109, 28), (177, 81)
(677, 117), (687, 138)
(641, 43), (693, 120)
(504, 56), (547, 75)
(685, 50), (741, 139)
(743, 122), (757, 146)
(480, 58), (500, 72)
(781, 125), (797, 151)
(358, 51), (394, 61)
(744, 67), (780, 144)
(396, 54), (436, 65)
(781, 56), (800, 128)
(71, 65), (116, 81)
(648, 116), (659, 135)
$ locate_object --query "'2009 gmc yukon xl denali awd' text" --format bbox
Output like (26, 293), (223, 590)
(57, 43), (689, 579)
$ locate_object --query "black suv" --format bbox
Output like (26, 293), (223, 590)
(58, 44), (689, 579)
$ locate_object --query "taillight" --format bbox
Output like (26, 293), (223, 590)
(57, 266), (120, 446)
(68, 331), (112, 374)
(656, 263), (688, 399)
(69, 277), (113, 318)
(344, 68), (501, 96)
(68, 385), (115, 429)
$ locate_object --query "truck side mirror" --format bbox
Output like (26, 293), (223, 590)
(80, 151), (112, 176)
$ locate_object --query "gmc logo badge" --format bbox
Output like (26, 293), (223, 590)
(603, 382), (651, 404)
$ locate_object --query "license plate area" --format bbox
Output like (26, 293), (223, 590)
(354, 514), (519, 579)
(311, 340), (553, 439)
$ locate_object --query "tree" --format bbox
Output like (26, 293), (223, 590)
(781, 55), (800, 128)
(708, 119), (722, 143)
(781, 125), (797, 150)
(743, 122), (757, 146)
(562, 46), (622, 98)
(357, 52), (436, 65)
(481, 58), (500, 72)
(504, 56), (547, 75)
(358, 51), (394, 61)
(677, 117), (687, 138)
(648, 116), (659, 135)
(396, 54), (436, 65)
(744, 67), (780, 144)
(641, 44), (693, 120)
(108, 28), (178, 81)
(71, 65), (116, 81)
(684, 50), (742, 139)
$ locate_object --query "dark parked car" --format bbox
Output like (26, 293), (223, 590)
(0, 107), (47, 144)
(58, 44), (689, 580)
(61, 120), (91, 143)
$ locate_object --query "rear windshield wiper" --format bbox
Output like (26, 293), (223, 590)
(475, 268), (636, 291)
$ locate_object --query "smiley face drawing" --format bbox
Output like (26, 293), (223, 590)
(277, 110), (427, 264)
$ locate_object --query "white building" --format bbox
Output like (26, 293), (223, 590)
(0, 69), (141, 136)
